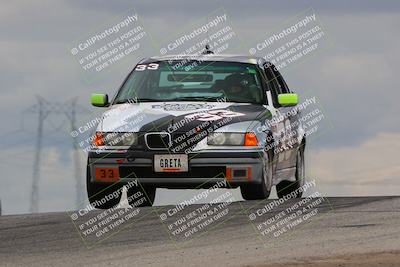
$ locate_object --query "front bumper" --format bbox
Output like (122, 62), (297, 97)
(87, 149), (265, 188)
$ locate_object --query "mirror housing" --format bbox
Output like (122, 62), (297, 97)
(91, 93), (109, 107)
(278, 93), (298, 107)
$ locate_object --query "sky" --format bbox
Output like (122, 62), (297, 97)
(0, 0), (399, 215)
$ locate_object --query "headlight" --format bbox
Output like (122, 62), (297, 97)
(207, 133), (245, 146)
(207, 132), (258, 146)
(93, 132), (138, 147)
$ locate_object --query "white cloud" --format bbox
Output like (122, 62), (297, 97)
(308, 132), (400, 195)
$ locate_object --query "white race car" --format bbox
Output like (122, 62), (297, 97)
(87, 54), (305, 209)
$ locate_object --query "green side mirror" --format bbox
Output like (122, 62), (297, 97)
(278, 93), (298, 106)
(91, 93), (109, 107)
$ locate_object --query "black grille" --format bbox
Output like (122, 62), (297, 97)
(119, 166), (226, 179)
(145, 133), (170, 149)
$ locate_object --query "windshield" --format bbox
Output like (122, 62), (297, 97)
(114, 61), (264, 104)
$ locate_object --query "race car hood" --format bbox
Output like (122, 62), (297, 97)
(99, 102), (269, 133)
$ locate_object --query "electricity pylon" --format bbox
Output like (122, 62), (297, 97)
(27, 96), (87, 213)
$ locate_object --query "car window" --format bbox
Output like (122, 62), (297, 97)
(114, 61), (264, 104)
(272, 68), (290, 94)
(264, 65), (281, 106)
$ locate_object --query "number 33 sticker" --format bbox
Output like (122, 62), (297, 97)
(135, 63), (159, 71)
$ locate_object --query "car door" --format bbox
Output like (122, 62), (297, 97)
(271, 67), (300, 168)
(261, 64), (291, 171)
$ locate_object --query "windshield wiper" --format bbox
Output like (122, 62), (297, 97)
(173, 97), (262, 105)
(170, 96), (220, 102)
(114, 98), (163, 104)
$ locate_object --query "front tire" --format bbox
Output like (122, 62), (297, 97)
(241, 151), (273, 200)
(276, 145), (305, 199)
(86, 166), (122, 209)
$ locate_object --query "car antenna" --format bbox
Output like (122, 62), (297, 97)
(202, 44), (214, 54)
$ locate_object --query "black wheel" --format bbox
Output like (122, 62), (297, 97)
(86, 166), (122, 209)
(276, 146), (305, 199)
(241, 151), (273, 200)
(127, 186), (156, 207)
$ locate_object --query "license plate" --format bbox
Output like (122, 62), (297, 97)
(95, 167), (119, 182)
(154, 154), (188, 172)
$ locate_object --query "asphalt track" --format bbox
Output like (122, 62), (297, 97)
(0, 196), (399, 267)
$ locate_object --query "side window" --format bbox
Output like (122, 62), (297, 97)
(272, 68), (290, 93)
(264, 65), (281, 106)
